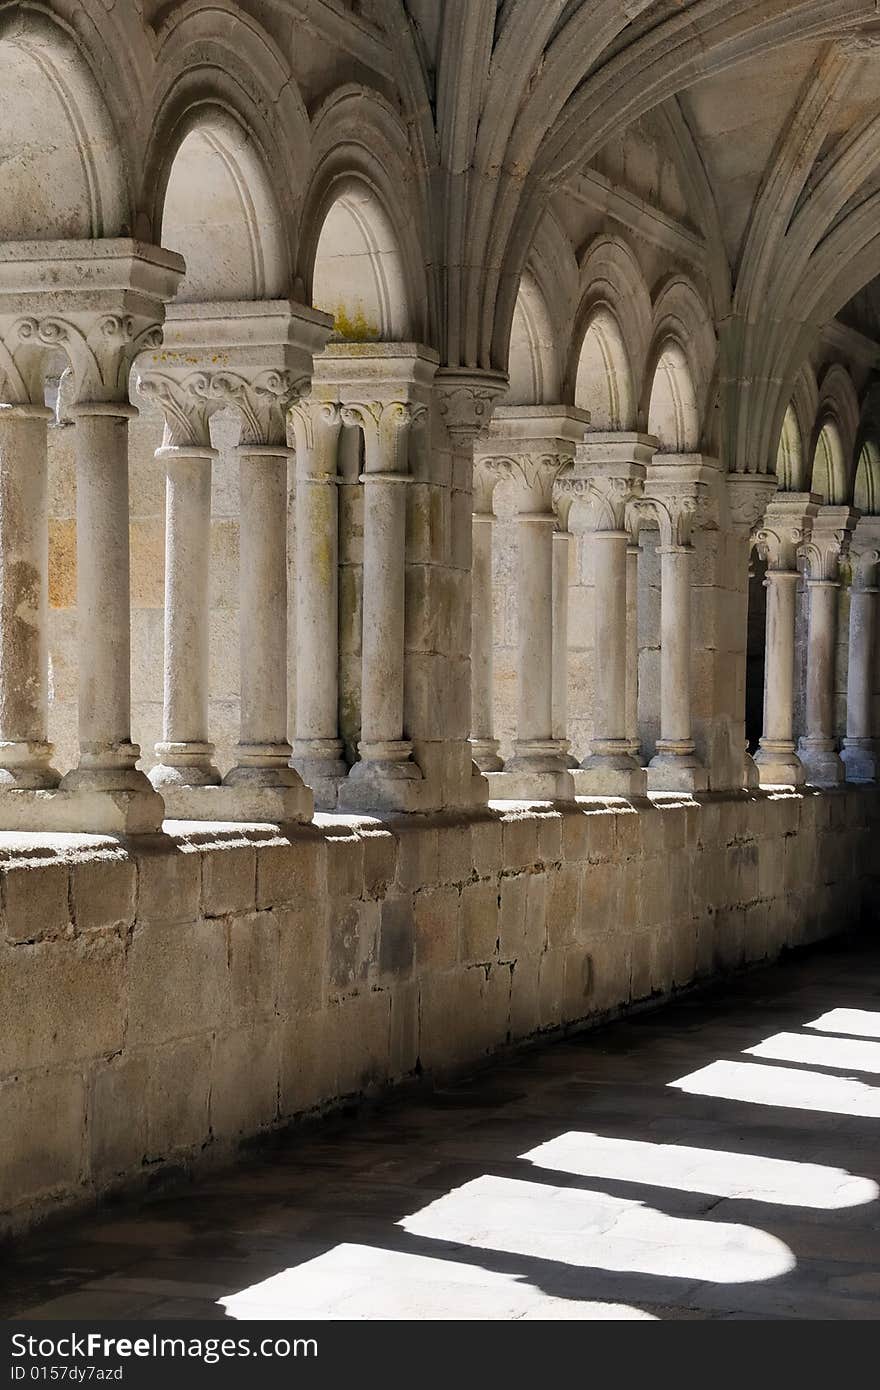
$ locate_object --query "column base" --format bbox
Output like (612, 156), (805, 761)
(840, 737), (879, 784)
(646, 747), (708, 793)
(743, 749), (760, 790)
(338, 743), (428, 813)
(0, 742), (60, 790)
(215, 751), (314, 822)
(797, 737), (845, 788)
(505, 740), (573, 776)
(484, 767), (576, 801)
(469, 738), (504, 773)
(573, 750), (647, 797)
(290, 739), (348, 811)
(34, 765), (168, 834)
(754, 741), (806, 788)
(150, 743), (221, 789)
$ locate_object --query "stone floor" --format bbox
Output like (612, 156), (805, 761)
(4, 935), (880, 1321)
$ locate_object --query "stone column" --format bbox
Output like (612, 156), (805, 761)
(341, 399), (422, 801)
(469, 459), (504, 771)
(625, 539), (640, 756)
(134, 371), (220, 791)
(290, 398), (347, 806)
(475, 405), (589, 799)
(557, 432), (655, 795)
(753, 492), (819, 787)
(638, 466), (708, 793)
(797, 506), (857, 787)
(551, 528), (578, 767)
(726, 474), (779, 789)
(137, 300), (333, 822)
(842, 518), (880, 782)
(0, 401), (58, 789)
(59, 401), (166, 828)
(0, 241), (184, 833)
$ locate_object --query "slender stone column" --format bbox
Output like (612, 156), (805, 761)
(470, 495), (503, 771)
(842, 520), (880, 782)
(342, 400), (421, 793)
(290, 399), (347, 803)
(557, 433), (654, 795)
(797, 505), (857, 787)
(59, 403), (165, 827)
(754, 493), (819, 786)
(0, 403), (58, 788)
(551, 528), (578, 767)
(511, 507), (557, 768)
(625, 540), (640, 756)
(726, 474), (779, 789)
(638, 468), (708, 793)
(476, 405), (588, 798)
(134, 370), (221, 790)
(0, 240), (184, 832)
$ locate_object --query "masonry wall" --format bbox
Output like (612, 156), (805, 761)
(1, 788), (877, 1236)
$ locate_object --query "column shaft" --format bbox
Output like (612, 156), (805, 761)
(591, 532), (628, 748)
(798, 579), (844, 786)
(470, 512), (502, 770)
(360, 474), (410, 756)
(229, 448), (291, 771)
(551, 529), (574, 762)
(646, 541), (706, 791)
(625, 542), (640, 755)
(0, 406), (57, 787)
(842, 586), (879, 782)
(511, 513), (555, 760)
(759, 572), (799, 745)
(294, 474), (344, 759)
(152, 447), (219, 786)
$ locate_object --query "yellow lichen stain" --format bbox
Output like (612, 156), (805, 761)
(48, 520), (77, 609)
(329, 303), (380, 343)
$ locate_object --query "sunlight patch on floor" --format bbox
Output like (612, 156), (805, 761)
(218, 1243), (657, 1320)
(669, 1059), (880, 1117)
(520, 1131), (877, 1208)
(397, 1175), (795, 1284)
(745, 1030), (880, 1076)
(806, 1009), (880, 1040)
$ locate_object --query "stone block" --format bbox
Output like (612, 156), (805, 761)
(436, 819), (473, 885)
(584, 810), (615, 862)
(361, 828), (398, 897)
(327, 897), (380, 991)
(395, 824), (439, 892)
(672, 918), (699, 987)
(536, 811), (563, 864)
(546, 862), (580, 947)
(89, 1053), (149, 1182)
(538, 948), (566, 1027)
(460, 878), (500, 963)
(562, 809), (590, 861)
(278, 900), (328, 1016)
(414, 885), (459, 970)
(509, 952), (541, 1040)
(211, 1024), (279, 1140)
(280, 1009), (334, 1115)
(586, 934), (632, 1014)
(127, 919), (228, 1046)
(498, 874), (527, 958)
(0, 935), (124, 1073)
(201, 844), (257, 919)
(2, 858), (71, 943)
(390, 979), (419, 1077)
(145, 1037), (212, 1159)
(0, 1070), (85, 1213)
(136, 844), (201, 924)
(255, 833), (324, 908)
(501, 814), (539, 871)
(563, 945), (594, 1019)
(229, 910), (281, 1021)
(332, 989), (392, 1095)
(470, 815), (503, 878)
(71, 851), (136, 934)
(580, 858), (619, 935)
(379, 896), (415, 978)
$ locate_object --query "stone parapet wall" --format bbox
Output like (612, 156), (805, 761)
(2, 788), (878, 1235)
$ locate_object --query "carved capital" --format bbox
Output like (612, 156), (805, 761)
(137, 365), (307, 448)
(849, 516), (880, 591)
(753, 491), (820, 571)
(434, 370), (508, 448)
(340, 399), (426, 474)
(289, 398), (342, 479)
(725, 473), (778, 532)
(798, 506), (858, 583)
(473, 454), (514, 513)
(555, 462), (645, 533)
(2, 311), (163, 407)
(635, 490), (700, 548)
